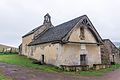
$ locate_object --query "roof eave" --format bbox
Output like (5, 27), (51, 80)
(22, 32), (34, 38)
(28, 40), (62, 46)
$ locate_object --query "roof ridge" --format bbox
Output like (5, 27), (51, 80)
(55, 15), (86, 28)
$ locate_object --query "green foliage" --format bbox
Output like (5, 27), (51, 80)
(0, 52), (18, 55)
(0, 75), (7, 80)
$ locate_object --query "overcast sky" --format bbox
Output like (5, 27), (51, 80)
(0, 0), (120, 47)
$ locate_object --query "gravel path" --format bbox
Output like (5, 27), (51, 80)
(0, 62), (120, 80)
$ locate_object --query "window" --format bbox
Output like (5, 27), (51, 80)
(80, 54), (86, 65)
(80, 27), (85, 40)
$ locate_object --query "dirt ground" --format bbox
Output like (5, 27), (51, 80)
(0, 62), (120, 80)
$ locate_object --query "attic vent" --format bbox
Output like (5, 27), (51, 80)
(82, 19), (88, 24)
(82, 19), (90, 26)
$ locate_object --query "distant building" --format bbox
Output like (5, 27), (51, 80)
(101, 39), (120, 64)
(20, 14), (103, 67)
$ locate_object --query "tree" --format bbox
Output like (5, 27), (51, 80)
(9, 48), (12, 53)
(2, 48), (4, 52)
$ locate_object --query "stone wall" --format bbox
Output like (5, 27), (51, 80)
(86, 44), (101, 66)
(100, 44), (110, 64)
(67, 25), (101, 67)
(22, 34), (34, 56)
(68, 25), (96, 43)
(28, 43), (59, 65)
(101, 39), (120, 64)
(56, 43), (101, 67)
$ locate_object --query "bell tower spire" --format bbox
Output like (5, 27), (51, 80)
(43, 13), (53, 28)
(44, 13), (51, 24)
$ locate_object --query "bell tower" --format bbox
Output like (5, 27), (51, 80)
(43, 13), (53, 28)
(44, 13), (51, 23)
(33, 13), (53, 40)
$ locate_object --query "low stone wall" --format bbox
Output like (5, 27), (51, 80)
(60, 64), (111, 71)
(60, 65), (89, 71)
(93, 64), (111, 70)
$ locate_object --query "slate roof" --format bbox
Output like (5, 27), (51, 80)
(29, 15), (85, 45)
(28, 15), (103, 46)
(22, 25), (43, 38)
(103, 39), (119, 50)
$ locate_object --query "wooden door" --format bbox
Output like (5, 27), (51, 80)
(41, 55), (44, 64)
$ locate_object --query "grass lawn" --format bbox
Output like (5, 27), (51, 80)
(0, 75), (7, 80)
(79, 65), (120, 76)
(0, 54), (120, 76)
(0, 54), (61, 73)
(0, 73), (11, 80)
